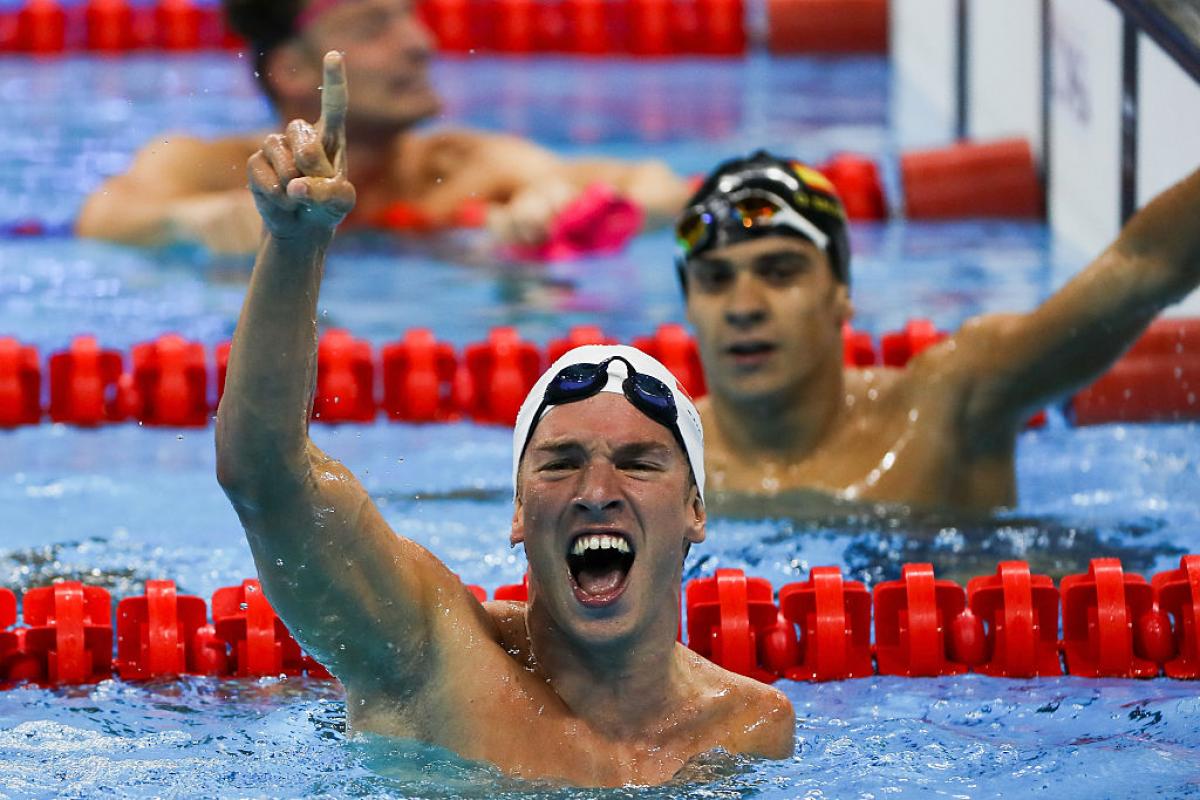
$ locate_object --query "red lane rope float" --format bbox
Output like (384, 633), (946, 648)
(821, 154), (887, 221)
(382, 329), (459, 423)
(766, 0), (887, 54)
(777, 566), (872, 680)
(1070, 318), (1200, 425)
(901, 138), (1043, 220)
(686, 569), (780, 683)
(966, 561), (1061, 677)
(5, 556), (1200, 687)
(4, 319), (1198, 430)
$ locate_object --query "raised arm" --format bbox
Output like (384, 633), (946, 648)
(215, 52), (487, 696)
(937, 165), (1200, 435)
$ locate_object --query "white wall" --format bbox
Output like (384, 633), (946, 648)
(966, 0), (1042, 157)
(892, 0), (1199, 271)
(1046, 0), (1123, 257)
(1138, 33), (1200, 317)
(891, 0), (958, 148)
(1137, 35), (1200, 207)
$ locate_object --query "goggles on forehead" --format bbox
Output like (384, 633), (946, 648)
(518, 356), (683, 465)
(675, 187), (831, 262)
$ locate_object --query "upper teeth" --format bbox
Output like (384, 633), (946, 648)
(571, 534), (631, 556)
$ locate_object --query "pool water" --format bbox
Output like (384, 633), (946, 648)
(1, 52), (1199, 799)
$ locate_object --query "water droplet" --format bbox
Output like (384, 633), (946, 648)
(275, 558), (285, 567)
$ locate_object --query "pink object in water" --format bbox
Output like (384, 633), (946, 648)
(507, 183), (644, 262)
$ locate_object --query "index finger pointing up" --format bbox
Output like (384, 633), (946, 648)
(318, 51), (348, 170)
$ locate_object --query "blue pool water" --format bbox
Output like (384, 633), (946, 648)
(1, 52), (1199, 798)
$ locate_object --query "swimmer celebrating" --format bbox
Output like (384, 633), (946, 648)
(215, 53), (793, 787)
(78, 0), (689, 254)
(675, 152), (1200, 511)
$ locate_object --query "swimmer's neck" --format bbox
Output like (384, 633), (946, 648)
(705, 357), (845, 462)
(524, 601), (690, 738)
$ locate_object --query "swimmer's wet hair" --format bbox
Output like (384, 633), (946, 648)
(222, 0), (306, 102)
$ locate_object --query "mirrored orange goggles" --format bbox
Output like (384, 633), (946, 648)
(675, 189), (831, 259)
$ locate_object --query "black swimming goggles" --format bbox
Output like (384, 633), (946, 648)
(519, 356), (683, 463)
(675, 187), (831, 262)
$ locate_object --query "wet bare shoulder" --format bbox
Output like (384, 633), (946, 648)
(680, 647), (795, 759)
(406, 129), (486, 175)
(843, 364), (905, 407)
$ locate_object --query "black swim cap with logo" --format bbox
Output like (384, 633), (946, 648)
(675, 150), (850, 287)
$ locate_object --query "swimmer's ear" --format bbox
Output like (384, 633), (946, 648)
(833, 283), (853, 328)
(510, 497), (526, 547)
(265, 41), (324, 110)
(685, 487), (706, 546)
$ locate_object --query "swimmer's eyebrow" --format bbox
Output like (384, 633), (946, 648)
(612, 441), (676, 461)
(755, 249), (813, 268)
(686, 257), (732, 272)
(530, 439), (586, 457)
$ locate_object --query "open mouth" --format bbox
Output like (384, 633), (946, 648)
(566, 533), (636, 607)
(727, 341), (776, 362)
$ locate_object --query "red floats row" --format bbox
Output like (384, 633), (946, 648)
(684, 556), (1200, 683)
(1, 0), (898, 57)
(0, 325), (705, 429)
(0, 0), (241, 54)
(5, 556), (1198, 686)
(419, 0), (744, 56)
(3, 318), (1197, 429)
(0, 579), (329, 685)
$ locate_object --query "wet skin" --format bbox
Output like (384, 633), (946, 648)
(216, 54), (792, 787)
(684, 203), (1200, 512)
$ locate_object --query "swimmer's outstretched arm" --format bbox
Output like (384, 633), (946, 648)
(924, 165), (1200, 435)
(76, 136), (264, 255)
(216, 53), (492, 698)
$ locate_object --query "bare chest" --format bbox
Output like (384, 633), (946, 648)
(705, 396), (1014, 508)
(353, 669), (711, 786)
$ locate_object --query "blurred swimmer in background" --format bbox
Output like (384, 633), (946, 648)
(216, 54), (792, 786)
(77, 0), (690, 255)
(674, 152), (1200, 512)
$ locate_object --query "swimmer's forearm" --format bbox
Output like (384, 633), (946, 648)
(76, 191), (176, 246)
(78, 189), (262, 253)
(567, 159), (689, 227)
(217, 232), (331, 488)
(1113, 165), (1200, 300)
(954, 165), (1200, 425)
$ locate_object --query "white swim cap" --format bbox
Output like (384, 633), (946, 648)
(512, 344), (705, 503)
